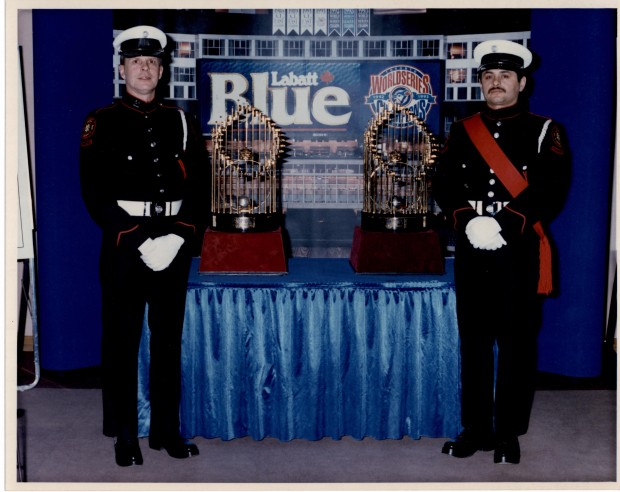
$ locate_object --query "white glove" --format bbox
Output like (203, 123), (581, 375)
(465, 216), (506, 250)
(138, 234), (185, 271)
(138, 238), (157, 259)
(478, 233), (507, 250)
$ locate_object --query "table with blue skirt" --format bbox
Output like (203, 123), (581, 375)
(137, 257), (461, 441)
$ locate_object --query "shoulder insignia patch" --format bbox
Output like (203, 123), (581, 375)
(81, 116), (96, 147)
(551, 125), (564, 155)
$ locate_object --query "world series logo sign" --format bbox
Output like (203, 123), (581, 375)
(365, 65), (437, 126)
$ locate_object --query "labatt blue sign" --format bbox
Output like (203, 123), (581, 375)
(197, 60), (442, 139)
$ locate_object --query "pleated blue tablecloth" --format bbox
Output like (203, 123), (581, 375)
(138, 258), (460, 441)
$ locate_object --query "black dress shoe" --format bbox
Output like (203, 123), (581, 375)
(114, 438), (143, 467)
(149, 435), (199, 459)
(494, 435), (520, 464)
(442, 429), (495, 458)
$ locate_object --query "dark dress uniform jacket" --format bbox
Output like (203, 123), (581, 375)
(79, 93), (206, 440)
(80, 94), (205, 252)
(432, 104), (570, 437)
(434, 105), (569, 253)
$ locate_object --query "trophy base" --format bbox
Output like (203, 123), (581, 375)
(349, 225), (444, 274)
(210, 213), (281, 233)
(361, 212), (429, 232)
(199, 227), (287, 274)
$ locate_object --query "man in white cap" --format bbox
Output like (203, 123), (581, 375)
(433, 40), (570, 464)
(80, 25), (206, 466)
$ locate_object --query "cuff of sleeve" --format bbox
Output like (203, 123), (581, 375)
(117, 225), (150, 251)
(172, 221), (197, 242)
(453, 207), (479, 232)
(495, 207), (527, 240)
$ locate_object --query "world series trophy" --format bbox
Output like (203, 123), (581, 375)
(210, 104), (285, 232)
(199, 104), (288, 274)
(362, 102), (437, 231)
(350, 102), (444, 273)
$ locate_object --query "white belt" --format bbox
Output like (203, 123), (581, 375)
(117, 200), (183, 217)
(468, 200), (509, 216)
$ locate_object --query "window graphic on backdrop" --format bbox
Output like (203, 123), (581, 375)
(198, 60), (442, 210)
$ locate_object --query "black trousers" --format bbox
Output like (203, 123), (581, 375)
(99, 229), (192, 441)
(454, 233), (542, 437)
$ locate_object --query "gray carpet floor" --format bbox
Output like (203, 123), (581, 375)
(14, 388), (617, 486)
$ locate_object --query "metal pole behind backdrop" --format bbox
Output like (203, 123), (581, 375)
(17, 45), (40, 391)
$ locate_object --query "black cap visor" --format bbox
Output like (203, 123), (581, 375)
(119, 38), (164, 58)
(478, 53), (524, 74)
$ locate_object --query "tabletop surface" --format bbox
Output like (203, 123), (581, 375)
(189, 257), (454, 289)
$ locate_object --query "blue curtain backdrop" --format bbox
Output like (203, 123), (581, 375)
(32, 9), (615, 375)
(32, 10), (110, 369)
(530, 9), (615, 377)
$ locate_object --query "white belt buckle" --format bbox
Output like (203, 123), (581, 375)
(117, 200), (182, 217)
(468, 200), (510, 216)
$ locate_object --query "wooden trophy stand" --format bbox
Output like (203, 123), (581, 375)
(349, 226), (444, 274)
(199, 227), (287, 274)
